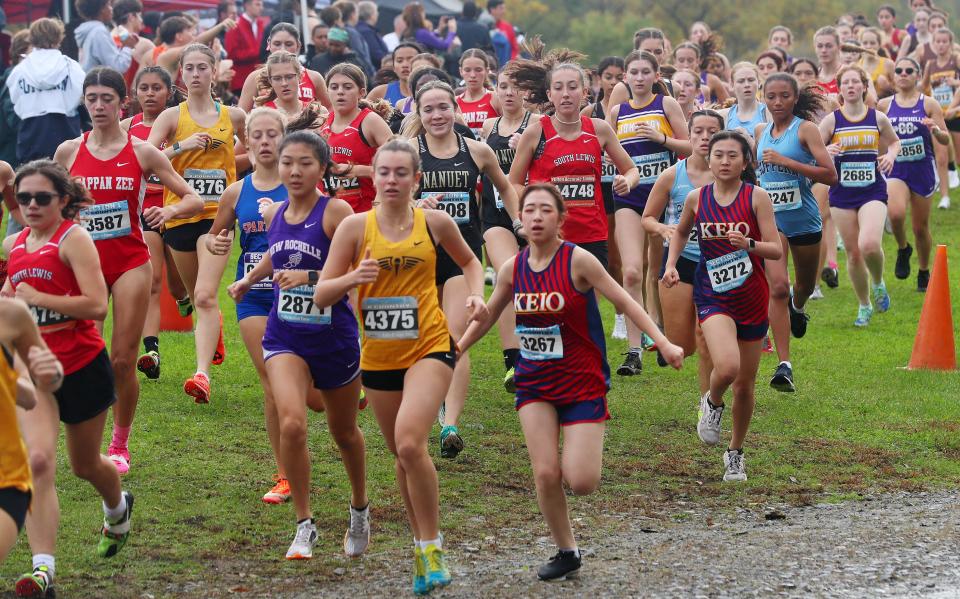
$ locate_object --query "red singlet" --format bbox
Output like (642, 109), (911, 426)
(457, 91), (498, 138)
(128, 114), (164, 211)
(527, 115), (607, 244)
(321, 108), (377, 212)
(7, 221), (105, 374)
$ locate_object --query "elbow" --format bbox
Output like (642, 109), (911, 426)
(92, 302), (109, 322)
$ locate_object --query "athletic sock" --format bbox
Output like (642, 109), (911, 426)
(559, 546), (580, 557)
(420, 536), (442, 550)
(727, 447), (743, 455)
(790, 297), (805, 313)
(297, 517), (314, 526)
(32, 554), (55, 579)
(871, 280), (886, 291)
(195, 369), (208, 379)
(111, 425), (131, 450)
(707, 396), (723, 409)
(950, 161), (956, 171)
(103, 494), (127, 522)
(503, 348), (519, 370)
(779, 360), (792, 370)
(143, 336), (159, 354)
(629, 346), (642, 355)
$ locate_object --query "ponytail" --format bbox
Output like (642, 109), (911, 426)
(764, 73), (824, 122)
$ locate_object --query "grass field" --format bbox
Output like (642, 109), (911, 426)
(2, 198), (960, 597)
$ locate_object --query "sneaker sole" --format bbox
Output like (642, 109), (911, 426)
(261, 495), (290, 505)
(100, 493), (134, 558)
(770, 378), (796, 393)
(183, 381), (210, 404)
(440, 434), (464, 459)
(15, 578), (45, 598)
(723, 474), (748, 482)
(343, 531), (370, 557)
(538, 567), (581, 581)
(285, 553), (313, 560)
(616, 367), (640, 376)
(135, 356), (160, 379)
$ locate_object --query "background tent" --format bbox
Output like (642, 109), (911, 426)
(1, 0), (222, 24)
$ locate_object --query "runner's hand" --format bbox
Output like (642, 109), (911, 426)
(28, 345), (63, 393)
(416, 194), (441, 210)
(352, 248), (380, 286)
(227, 278), (251, 302)
(878, 152), (895, 175)
(825, 143), (841, 157)
(180, 133), (212, 152)
(207, 229), (233, 255)
(659, 341), (685, 369)
(661, 267), (679, 288)
(612, 174), (630, 196)
(465, 293), (488, 322)
(142, 205), (173, 229)
(274, 270), (308, 290)
(14, 283), (39, 305)
(761, 148), (789, 166)
(727, 230), (749, 250)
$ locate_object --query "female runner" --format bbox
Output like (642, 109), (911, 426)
(665, 132), (782, 482)
(367, 42), (421, 105)
(923, 27), (958, 210)
(148, 43), (247, 404)
(755, 73), (837, 393)
(458, 182), (682, 581)
(673, 41), (729, 104)
(858, 28), (895, 96)
(228, 131), (369, 560)
(672, 69), (704, 120)
(482, 71), (537, 390)
(404, 80), (520, 458)
(815, 26), (843, 96)
(313, 139), (487, 594)
(757, 52), (785, 85)
(819, 65), (900, 325)
(882, 58), (947, 291)
(4, 161), (133, 598)
(238, 22), (331, 112)
(456, 49), (500, 138)
(55, 67), (202, 475)
(607, 50), (690, 376)
(720, 63), (768, 140)
(643, 109), (721, 395)
(206, 108), (291, 505)
(321, 64), (394, 214)
(258, 51), (313, 123)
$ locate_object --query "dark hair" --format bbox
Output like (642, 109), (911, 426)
(312, 23), (329, 35)
(83, 67), (128, 100)
(373, 68), (400, 87)
(158, 15), (192, 45)
(765, 46), (789, 65)
(269, 22), (301, 46)
(459, 47), (492, 69)
(394, 41), (424, 56)
(787, 57), (819, 76)
(76, 0), (110, 20)
(14, 160), (90, 220)
(217, 0), (234, 18)
(623, 50), (671, 96)
(112, 0), (143, 26)
(410, 67), (453, 97)
(401, 3), (427, 38)
(633, 27), (664, 51)
(756, 51), (784, 71)
(279, 131), (332, 171)
(319, 6), (341, 28)
(597, 56), (625, 76)
(689, 108), (725, 130)
(503, 36), (586, 106)
(762, 73), (824, 122)
(707, 131), (757, 185)
(463, 1), (479, 20)
(878, 4), (896, 18)
(769, 25), (793, 44)
(520, 183), (566, 215)
(333, 0), (356, 22)
(131, 66), (182, 112)
(488, 0), (505, 10)
(895, 56), (923, 76)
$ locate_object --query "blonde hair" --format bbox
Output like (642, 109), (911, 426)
(29, 18), (65, 49)
(180, 43), (218, 67)
(246, 107), (286, 135)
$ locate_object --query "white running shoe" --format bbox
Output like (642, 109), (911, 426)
(950, 169), (959, 189)
(723, 450), (747, 482)
(939, 196), (951, 210)
(697, 392), (723, 446)
(286, 520), (318, 560)
(611, 313), (628, 340)
(484, 266), (496, 286)
(836, 235), (845, 252)
(344, 504), (371, 557)
(810, 285), (824, 300)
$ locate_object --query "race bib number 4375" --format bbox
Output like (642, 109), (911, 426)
(361, 296), (419, 340)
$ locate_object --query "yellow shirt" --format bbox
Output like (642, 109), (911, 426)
(0, 345), (31, 493)
(357, 208), (450, 371)
(165, 101), (237, 229)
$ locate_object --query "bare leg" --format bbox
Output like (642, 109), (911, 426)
(615, 208), (647, 349)
(729, 338), (763, 450)
(108, 263), (152, 431)
(440, 276), (469, 428)
(321, 377), (367, 508)
(264, 354), (312, 520)
(238, 316), (283, 477)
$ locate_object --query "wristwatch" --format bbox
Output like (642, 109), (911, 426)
(748, 238), (756, 251)
(307, 270), (319, 285)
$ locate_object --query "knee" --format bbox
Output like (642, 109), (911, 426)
(860, 239), (882, 258)
(846, 247), (863, 264)
(533, 463), (563, 491)
(29, 450), (56, 482)
(565, 472), (600, 496)
(111, 352), (135, 376)
(911, 222), (929, 238)
(330, 424), (363, 450)
(395, 435), (426, 467)
(193, 289), (219, 311)
(769, 279), (790, 300)
(69, 455), (101, 482)
(622, 265), (644, 287)
(713, 362), (738, 386)
(279, 416), (307, 446)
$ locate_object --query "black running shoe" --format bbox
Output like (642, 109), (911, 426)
(788, 298), (810, 338)
(537, 550), (581, 581)
(616, 351), (642, 376)
(917, 269), (930, 292)
(656, 350), (667, 368)
(820, 267), (839, 289)
(895, 244), (913, 280)
(770, 362), (796, 393)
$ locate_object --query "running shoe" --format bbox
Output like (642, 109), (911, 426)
(343, 504), (370, 557)
(611, 313), (627, 340)
(809, 285), (824, 300)
(440, 425), (464, 459)
(696, 392), (723, 446)
(262, 475), (291, 505)
(15, 566), (52, 598)
(761, 335), (774, 353)
(854, 304), (874, 327)
(212, 311), (226, 365)
(641, 332), (656, 351)
(183, 372), (211, 404)
(837, 236), (845, 252)
(107, 445), (130, 476)
(938, 196), (951, 209)
(358, 389), (368, 410)
(98, 491), (134, 558)
(503, 366), (516, 393)
(537, 549), (582, 581)
(918, 269), (930, 293)
(872, 283), (891, 313)
(484, 266), (496, 286)
(412, 545), (428, 595)
(950, 169), (959, 189)
(616, 351), (642, 376)
(285, 519), (318, 560)
(895, 244), (913, 280)
(437, 402), (446, 427)
(723, 449), (747, 482)
(821, 266), (839, 289)
(788, 296), (810, 338)
(136, 350), (160, 380)
(656, 350), (667, 368)
(176, 296), (194, 317)
(770, 362), (796, 393)
(423, 542), (452, 590)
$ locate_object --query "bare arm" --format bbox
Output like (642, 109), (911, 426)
(641, 165), (678, 238)
(472, 141), (520, 222)
(660, 96), (693, 156)
(760, 119), (838, 186)
(595, 118), (641, 195)
(507, 120), (541, 199)
(137, 142), (205, 224)
(876, 111), (902, 175)
(426, 210), (488, 321)
(313, 214), (367, 308)
(457, 257), (515, 352)
(204, 181), (241, 254)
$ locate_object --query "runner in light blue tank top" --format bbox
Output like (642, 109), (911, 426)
(724, 63), (767, 137)
(727, 103), (767, 134)
(667, 159), (702, 263)
(756, 116), (821, 237)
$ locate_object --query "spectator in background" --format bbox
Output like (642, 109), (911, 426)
(0, 30), (29, 168)
(6, 18), (85, 163)
(402, 2), (459, 54)
(308, 26), (369, 76)
(75, 0), (140, 72)
(487, 0), (517, 60)
(154, 15), (235, 76)
(356, 1), (389, 68)
(225, 0), (271, 93)
(457, 1), (492, 53)
(112, 0), (155, 90)
(382, 14), (406, 52)
(217, 0), (239, 43)
(0, 8), (10, 71)
(308, 23), (330, 61)
(333, 1), (374, 77)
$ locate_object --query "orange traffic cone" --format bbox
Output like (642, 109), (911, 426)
(907, 245), (956, 371)
(159, 264), (193, 332)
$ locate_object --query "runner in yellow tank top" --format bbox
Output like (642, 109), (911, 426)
(313, 139), (487, 595)
(0, 298), (64, 562)
(148, 43), (247, 403)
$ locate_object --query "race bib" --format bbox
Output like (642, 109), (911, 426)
(551, 175), (596, 209)
(29, 304), (73, 330)
(361, 296), (419, 339)
(705, 249), (753, 293)
(426, 192), (470, 225)
(242, 252), (271, 290)
(493, 186), (504, 211)
(933, 84), (954, 107)
(897, 136), (926, 162)
(327, 174), (361, 197)
(600, 159), (618, 184)
(79, 200), (131, 240)
(764, 180), (802, 213)
(516, 324), (564, 361)
(840, 162), (876, 187)
(634, 151), (671, 185)
(184, 168), (227, 203)
(278, 285), (330, 324)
